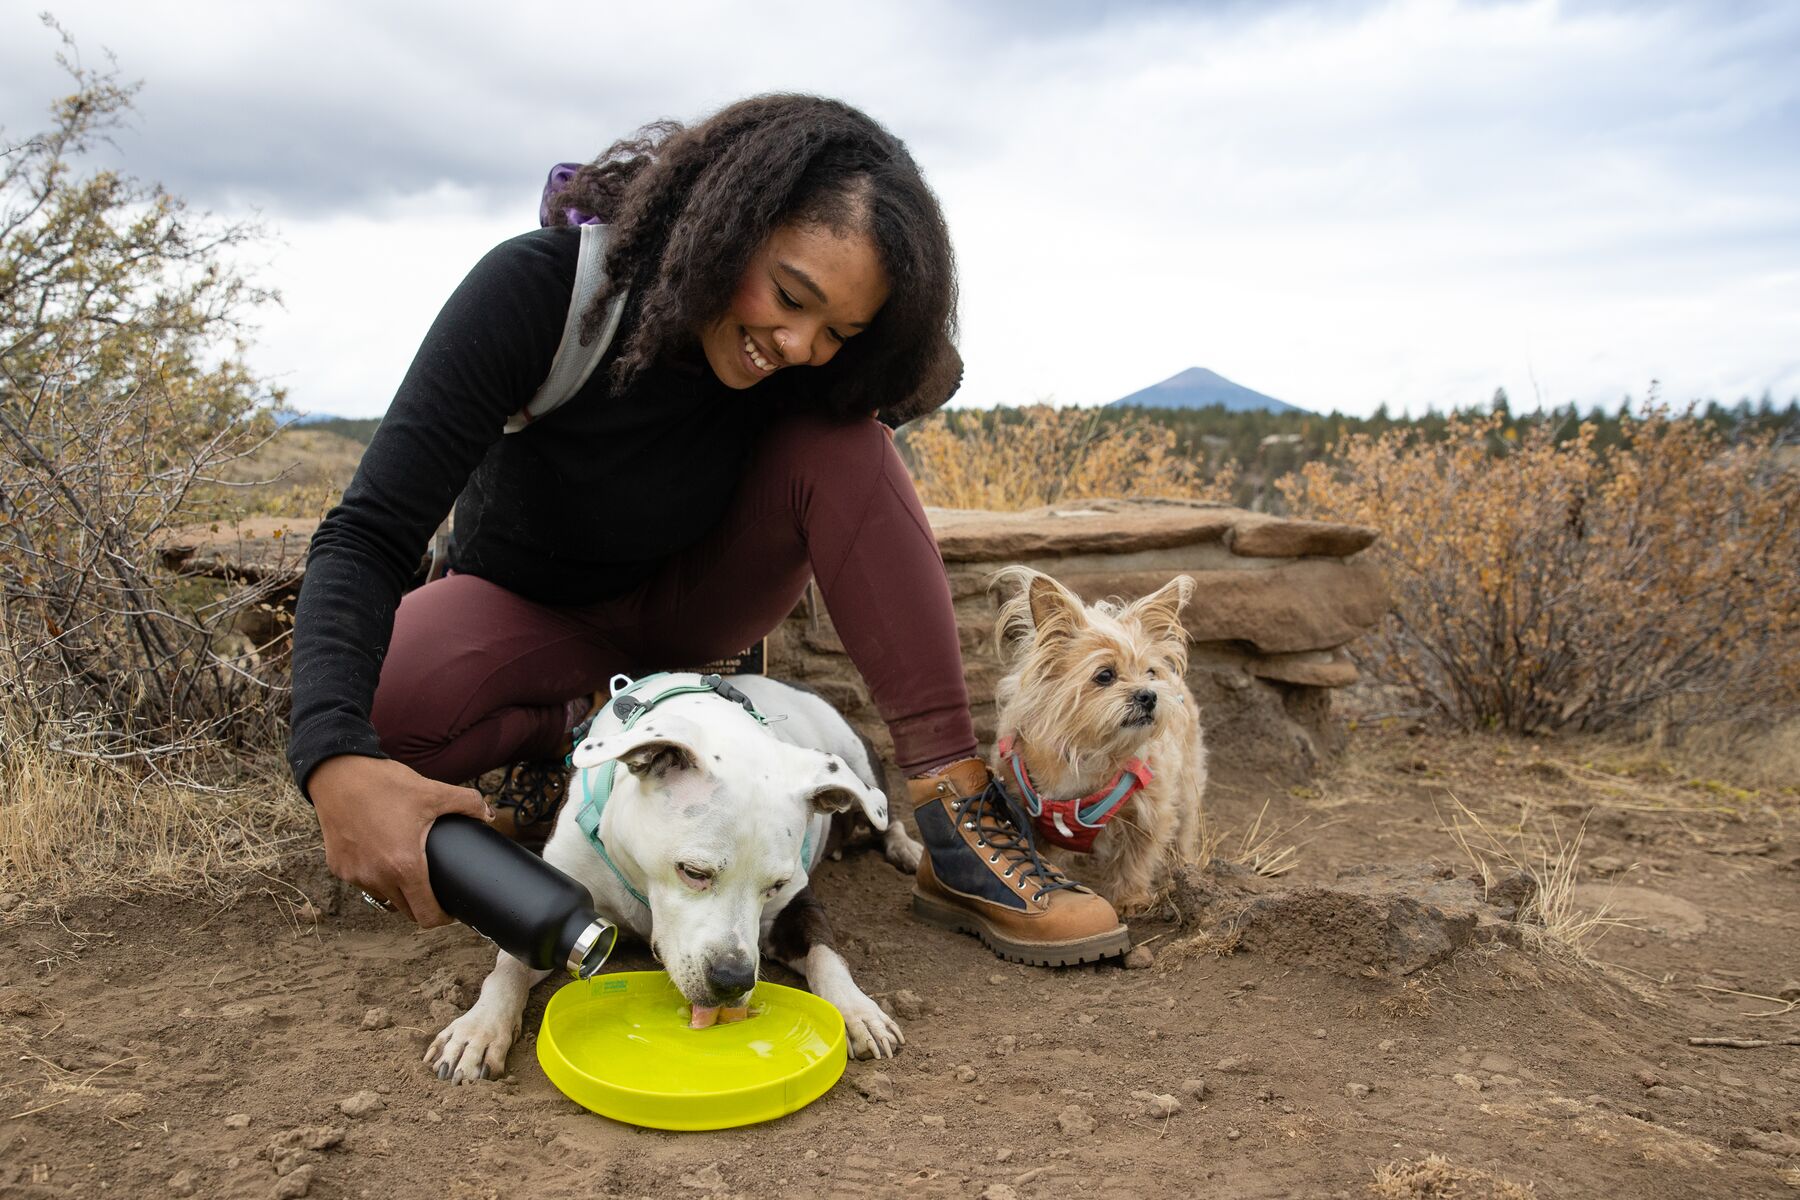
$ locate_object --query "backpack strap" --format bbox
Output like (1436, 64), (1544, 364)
(503, 223), (628, 434)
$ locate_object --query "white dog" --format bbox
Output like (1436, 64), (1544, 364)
(426, 673), (922, 1082)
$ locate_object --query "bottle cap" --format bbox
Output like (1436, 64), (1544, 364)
(567, 918), (620, 979)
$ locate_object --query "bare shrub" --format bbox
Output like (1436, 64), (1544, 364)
(1282, 408), (1800, 734)
(902, 404), (1235, 509)
(1, 25), (289, 766)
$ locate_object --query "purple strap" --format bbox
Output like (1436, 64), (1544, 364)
(539, 162), (603, 228)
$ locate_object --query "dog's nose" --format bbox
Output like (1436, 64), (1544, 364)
(705, 951), (756, 1001)
(1132, 688), (1157, 711)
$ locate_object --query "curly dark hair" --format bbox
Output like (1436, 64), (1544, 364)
(546, 95), (960, 424)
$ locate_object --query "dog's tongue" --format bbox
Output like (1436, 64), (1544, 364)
(689, 1005), (720, 1029)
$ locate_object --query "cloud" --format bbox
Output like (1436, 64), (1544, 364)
(4, 1), (1797, 416)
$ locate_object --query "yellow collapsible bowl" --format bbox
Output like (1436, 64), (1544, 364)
(537, 971), (846, 1130)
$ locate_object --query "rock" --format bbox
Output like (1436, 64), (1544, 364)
(1056, 1105), (1096, 1137)
(419, 969), (466, 1004)
(1228, 517), (1380, 560)
(304, 1127), (344, 1151)
(1226, 1128), (1242, 1141)
(424, 1111), (442, 1124)
(1586, 855), (1627, 876)
(338, 1090), (385, 1118)
(359, 1007), (393, 1031)
(678, 1161), (727, 1191)
(1776, 980), (1800, 1001)
(1345, 1082), (1372, 1099)
(427, 999), (459, 1024)
(955, 1065), (979, 1084)
(993, 1035), (1018, 1057)
(275, 1164), (316, 1199)
(1256, 1087), (1275, 1102)
(1379, 1039), (1396, 1052)
(920, 1114), (946, 1131)
(1214, 1056), (1254, 1073)
(995, 1148), (1014, 1163)
(1312, 1028), (1327, 1039)
(1249, 649), (1360, 689)
(105, 1092), (148, 1118)
(1132, 1091), (1181, 1118)
(1170, 861), (1530, 977)
(891, 989), (926, 1020)
(168, 1169), (198, 1196)
(224, 1113), (252, 1129)
(1077, 1013), (1097, 1025)
(1635, 1068), (1661, 1088)
(1074, 560), (1388, 655)
(979, 1186), (1021, 1200)
(218, 1001), (267, 1021)
(1124, 945), (1155, 970)
(1182, 1077), (1209, 1100)
(851, 1071), (894, 1103)
(1728, 1129), (1800, 1156)
(1452, 1073), (1483, 1092)
(0, 893), (22, 913)
(988, 973), (1006, 985)
(295, 902), (321, 923)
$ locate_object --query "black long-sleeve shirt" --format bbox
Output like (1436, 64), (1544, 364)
(286, 227), (774, 794)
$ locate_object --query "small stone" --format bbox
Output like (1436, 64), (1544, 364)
(1587, 855), (1627, 875)
(1634, 1068), (1661, 1088)
(226, 1157), (241, 1170)
(338, 1090), (385, 1118)
(920, 1114), (946, 1131)
(988, 973), (1007, 985)
(223, 1113), (252, 1129)
(995, 1148), (1014, 1162)
(359, 1007), (393, 1031)
(424, 1111), (442, 1124)
(1313, 1029), (1327, 1039)
(1134, 1091), (1181, 1118)
(1777, 980), (1800, 1001)
(168, 1170), (197, 1197)
(1256, 1087), (1275, 1103)
(892, 989), (926, 1020)
(1226, 1128), (1242, 1141)
(0, 892), (22, 912)
(804, 1150), (818, 1160)
(304, 1127), (344, 1151)
(678, 1162), (727, 1191)
(1056, 1105), (1096, 1137)
(955, 1065), (979, 1084)
(427, 999), (458, 1025)
(1452, 1073), (1483, 1092)
(1182, 1077), (1209, 1101)
(1345, 1083), (1372, 1099)
(1077, 1014), (1096, 1025)
(1645, 1085), (1674, 1099)
(1215, 1055), (1253, 1073)
(1124, 945), (1154, 970)
(994, 1035), (1018, 1057)
(1378, 1039), (1396, 1052)
(979, 1186), (1021, 1200)
(275, 1164), (316, 1199)
(852, 1071), (894, 1103)
(295, 902), (322, 924)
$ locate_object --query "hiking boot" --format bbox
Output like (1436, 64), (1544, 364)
(909, 757), (1130, 966)
(479, 758), (571, 851)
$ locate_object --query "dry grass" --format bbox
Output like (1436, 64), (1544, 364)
(1368, 1152), (1535, 1199)
(1229, 797), (1302, 878)
(0, 713), (310, 904)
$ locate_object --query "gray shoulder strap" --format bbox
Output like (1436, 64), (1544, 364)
(504, 223), (629, 434)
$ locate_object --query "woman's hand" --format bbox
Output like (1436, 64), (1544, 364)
(309, 755), (493, 927)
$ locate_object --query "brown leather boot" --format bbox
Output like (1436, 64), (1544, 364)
(909, 757), (1130, 966)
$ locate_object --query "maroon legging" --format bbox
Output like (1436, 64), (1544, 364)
(369, 414), (976, 782)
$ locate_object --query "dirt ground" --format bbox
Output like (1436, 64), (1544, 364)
(2, 726), (1797, 1199)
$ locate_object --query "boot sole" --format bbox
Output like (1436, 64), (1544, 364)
(910, 889), (1131, 967)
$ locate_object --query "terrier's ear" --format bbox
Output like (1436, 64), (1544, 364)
(1025, 573), (1088, 642)
(1125, 574), (1195, 648)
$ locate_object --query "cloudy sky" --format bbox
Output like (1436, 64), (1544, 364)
(4, 1), (1797, 418)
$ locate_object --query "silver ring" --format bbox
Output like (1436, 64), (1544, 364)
(361, 890), (395, 912)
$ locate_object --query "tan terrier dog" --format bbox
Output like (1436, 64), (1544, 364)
(990, 568), (1208, 913)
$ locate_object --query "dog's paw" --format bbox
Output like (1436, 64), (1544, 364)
(839, 994), (904, 1060)
(882, 824), (924, 875)
(424, 1008), (518, 1084)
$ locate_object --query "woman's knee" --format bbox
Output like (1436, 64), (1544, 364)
(752, 413), (896, 493)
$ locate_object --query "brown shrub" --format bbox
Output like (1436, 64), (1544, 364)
(902, 404), (1235, 509)
(1281, 410), (1799, 734)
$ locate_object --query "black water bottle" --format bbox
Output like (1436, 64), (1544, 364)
(424, 815), (618, 978)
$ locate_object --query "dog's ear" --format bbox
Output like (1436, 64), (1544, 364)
(801, 752), (890, 831)
(1123, 574), (1195, 648)
(571, 714), (704, 780)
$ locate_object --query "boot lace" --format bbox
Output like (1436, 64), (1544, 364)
(955, 779), (1082, 902)
(481, 759), (569, 829)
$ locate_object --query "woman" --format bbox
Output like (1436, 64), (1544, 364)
(288, 95), (1126, 966)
